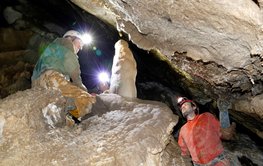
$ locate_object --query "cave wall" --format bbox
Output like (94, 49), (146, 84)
(71, 0), (263, 138)
(0, 0), (263, 139)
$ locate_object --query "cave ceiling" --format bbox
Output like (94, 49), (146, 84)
(1, 0), (263, 138)
(70, 0), (263, 98)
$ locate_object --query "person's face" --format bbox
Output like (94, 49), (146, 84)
(180, 102), (195, 118)
(72, 38), (84, 54)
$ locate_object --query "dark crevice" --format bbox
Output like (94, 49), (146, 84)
(252, 0), (260, 8)
(238, 156), (258, 166)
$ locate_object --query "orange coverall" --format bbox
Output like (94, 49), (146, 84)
(178, 112), (229, 165)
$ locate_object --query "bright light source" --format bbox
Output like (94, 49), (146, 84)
(81, 33), (92, 45)
(98, 72), (109, 83)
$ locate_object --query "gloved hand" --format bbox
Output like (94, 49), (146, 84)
(221, 122), (236, 140)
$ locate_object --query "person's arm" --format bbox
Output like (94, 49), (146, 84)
(178, 132), (192, 166)
(70, 69), (88, 91)
(210, 112), (236, 140)
(70, 68), (87, 91)
(217, 99), (236, 140)
(64, 52), (87, 91)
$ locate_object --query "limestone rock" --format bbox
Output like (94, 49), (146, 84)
(72, 0), (263, 70)
(231, 94), (263, 139)
(109, 39), (137, 98)
(0, 88), (179, 165)
(233, 94), (263, 120)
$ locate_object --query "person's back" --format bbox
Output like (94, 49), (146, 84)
(178, 112), (224, 164)
(31, 38), (78, 82)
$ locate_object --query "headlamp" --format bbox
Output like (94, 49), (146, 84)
(177, 97), (193, 107)
(98, 72), (110, 83)
(81, 33), (92, 45)
(177, 97), (185, 104)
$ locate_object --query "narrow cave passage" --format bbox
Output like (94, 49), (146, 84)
(1, 0), (263, 165)
(129, 43), (263, 165)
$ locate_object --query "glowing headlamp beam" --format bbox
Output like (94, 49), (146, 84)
(81, 33), (92, 45)
(98, 72), (109, 83)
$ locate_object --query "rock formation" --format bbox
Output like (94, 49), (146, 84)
(1, 0), (263, 165)
(0, 88), (180, 165)
(69, 0), (263, 139)
(109, 39), (137, 98)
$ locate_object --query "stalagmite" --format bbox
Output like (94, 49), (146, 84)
(109, 39), (137, 98)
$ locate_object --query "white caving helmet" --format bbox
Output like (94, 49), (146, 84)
(63, 30), (83, 43)
(177, 96), (199, 115)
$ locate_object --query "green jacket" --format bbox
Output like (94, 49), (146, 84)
(31, 38), (86, 90)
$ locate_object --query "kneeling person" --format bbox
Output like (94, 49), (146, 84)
(31, 30), (96, 126)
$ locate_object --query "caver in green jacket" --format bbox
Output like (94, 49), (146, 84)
(31, 38), (86, 91)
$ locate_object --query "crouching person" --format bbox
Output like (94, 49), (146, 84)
(31, 30), (96, 126)
(176, 97), (236, 166)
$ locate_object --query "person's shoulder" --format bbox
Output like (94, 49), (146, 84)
(200, 112), (213, 115)
(54, 38), (74, 52)
(199, 112), (216, 119)
(201, 112), (220, 124)
(202, 112), (212, 115)
(53, 37), (70, 44)
(181, 121), (190, 130)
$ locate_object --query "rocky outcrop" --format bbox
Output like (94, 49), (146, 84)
(72, 0), (263, 69)
(232, 94), (263, 139)
(1, 88), (263, 165)
(0, 28), (36, 98)
(1, 1), (263, 164)
(0, 88), (179, 165)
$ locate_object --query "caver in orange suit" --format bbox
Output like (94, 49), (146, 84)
(178, 112), (230, 166)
